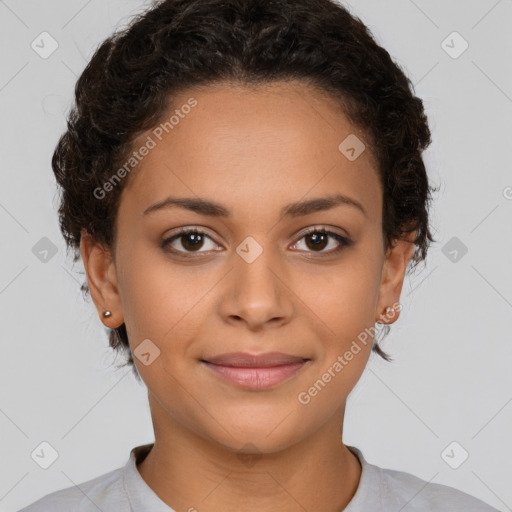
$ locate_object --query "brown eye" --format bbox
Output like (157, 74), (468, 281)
(161, 226), (352, 259)
(162, 228), (218, 255)
(304, 231), (329, 251)
(292, 227), (352, 256)
(179, 232), (205, 251)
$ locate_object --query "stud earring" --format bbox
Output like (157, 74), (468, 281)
(103, 310), (112, 318)
(376, 305), (395, 324)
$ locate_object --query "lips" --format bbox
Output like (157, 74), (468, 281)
(202, 351), (309, 367)
(200, 352), (311, 390)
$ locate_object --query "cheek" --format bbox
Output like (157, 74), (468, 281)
(295, 341), (372, 431)
(115, 241), (181, 322)
(312, 260), (381, 329)
(307, 255), (380, 378)
(117, 246), (220, 359)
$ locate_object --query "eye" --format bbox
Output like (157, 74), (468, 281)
(161, 225), (352, 258)
(162, 227), (219, 255)
(290, 226), (352, 256)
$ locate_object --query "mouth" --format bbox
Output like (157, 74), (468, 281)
(200, 352), (311, 390)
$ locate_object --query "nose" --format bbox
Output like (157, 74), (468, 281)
(218, 249), (294, 331)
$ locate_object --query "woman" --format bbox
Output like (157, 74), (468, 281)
(19, 0), (499, 510)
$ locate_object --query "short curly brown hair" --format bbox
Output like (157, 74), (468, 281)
(52, 0), (437, 377)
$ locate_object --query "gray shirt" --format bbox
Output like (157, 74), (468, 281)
(18, 443), (499, 511)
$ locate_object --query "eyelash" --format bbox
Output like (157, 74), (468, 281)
(161, 226), (352, 258)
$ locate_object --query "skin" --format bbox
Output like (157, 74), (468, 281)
(81, 80), (415, 512)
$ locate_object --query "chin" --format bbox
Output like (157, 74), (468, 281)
(204, 413), (309, 455)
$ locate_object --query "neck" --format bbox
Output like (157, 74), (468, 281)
(137, 396), (362, 512)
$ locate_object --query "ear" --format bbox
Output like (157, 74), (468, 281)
(375, 231), (416, 325)
(80, 228), (124, 328)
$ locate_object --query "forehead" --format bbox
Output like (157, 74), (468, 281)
(119, 81), (382, 222)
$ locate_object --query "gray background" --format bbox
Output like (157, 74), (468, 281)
(1, 0), (511, 510)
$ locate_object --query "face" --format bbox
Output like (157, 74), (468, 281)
(82, 80), (413, 454)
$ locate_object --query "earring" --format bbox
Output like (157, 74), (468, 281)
(103, 310), (112, 318)
(376, 305), (394, 324)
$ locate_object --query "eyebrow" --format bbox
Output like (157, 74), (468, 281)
(142, 193), (367, 218)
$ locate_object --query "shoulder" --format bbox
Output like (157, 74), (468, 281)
(378, 464), (499, 511)
(347, 446), (499, 512)
(17, 466), (127, 512)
